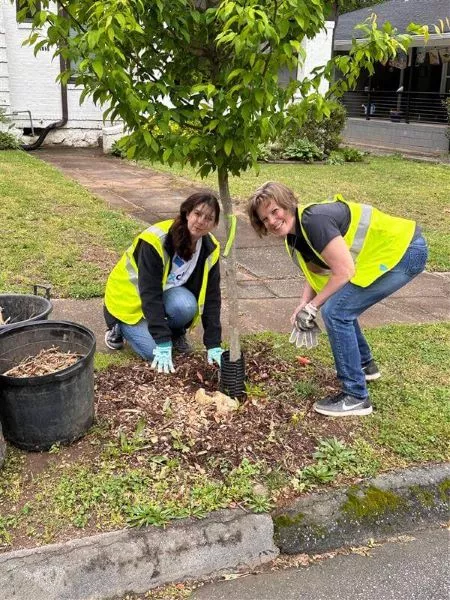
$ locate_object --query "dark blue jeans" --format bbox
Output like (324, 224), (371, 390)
(320, 235), (428, 399)
(119, 287), (197, 360)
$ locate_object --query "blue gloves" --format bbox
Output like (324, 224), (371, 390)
(151, 342), (174, 374)
(207, 347), (224, 367)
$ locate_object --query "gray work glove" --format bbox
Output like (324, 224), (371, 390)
(289, 303), (321, 349)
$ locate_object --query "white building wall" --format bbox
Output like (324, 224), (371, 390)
(1, 1), (105, 146)
(299, 21), (335, 94)
(0, 3), (11, 114)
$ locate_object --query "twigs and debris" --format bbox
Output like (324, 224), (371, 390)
(3, 346), (82, 377)
(0, 306), (11, 325)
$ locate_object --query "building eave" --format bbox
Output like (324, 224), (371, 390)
(335, 32), (450, 52)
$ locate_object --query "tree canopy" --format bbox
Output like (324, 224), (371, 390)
(21, 0), (421, 176)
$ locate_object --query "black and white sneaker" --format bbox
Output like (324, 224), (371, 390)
(314, 392), (373, 417)
(172, 333), (193, 355)
(104, 324), (124, 350)
(362, 359), (381, 381)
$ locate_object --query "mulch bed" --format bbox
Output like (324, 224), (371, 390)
(95, 343), (352, 474)
(3, 347), (81, 377)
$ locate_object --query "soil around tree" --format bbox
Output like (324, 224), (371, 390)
(95, 345), (350, 473)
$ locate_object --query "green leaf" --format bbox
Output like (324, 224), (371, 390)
(224, 139), (233, 156)
(254, 89), (264, 106)
(126, 145), (137, 159)
(92, 60), (104, 79)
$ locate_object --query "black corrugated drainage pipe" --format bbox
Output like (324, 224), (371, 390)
(23, 53), (68, 151)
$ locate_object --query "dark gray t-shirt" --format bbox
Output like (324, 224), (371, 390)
(286, 201), (350, 268)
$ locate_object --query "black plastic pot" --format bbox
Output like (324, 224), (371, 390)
(0, 320), (96, 451)
(0, 290), (52, 330)
(219, 350), (246, 398)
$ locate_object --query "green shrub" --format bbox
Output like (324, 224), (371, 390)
(0, 131), (21, 150)
(326, 150), (345, 165)
(256, 143), (273, 162)
(340, 147), (366, 162)
(283, 102), (347, 155)
(257, 141), (285, 161)
(283, 138), (323, 163)
(327, 148), (366, 164)
(0, 109), (21, 150)
(110, 140), (126, 158)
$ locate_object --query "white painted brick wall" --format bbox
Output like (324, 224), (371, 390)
(0, 2), (11, 112)
(299, 21), (335, 95)
(2, 1), (104, 144)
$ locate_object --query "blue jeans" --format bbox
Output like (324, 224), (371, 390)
(320, 235), (428, 399)
(119, 287), (197, 360)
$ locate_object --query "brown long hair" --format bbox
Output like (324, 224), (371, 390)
(247, 181), (298, 238)
(170, 191), (220, 260)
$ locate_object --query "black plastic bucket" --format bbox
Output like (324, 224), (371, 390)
(0, 292), (53, 329)
(0, 320), (96, 451)
(219, 350), (246, 398)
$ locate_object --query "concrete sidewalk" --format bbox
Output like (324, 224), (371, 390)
(36, 147), (450, 351)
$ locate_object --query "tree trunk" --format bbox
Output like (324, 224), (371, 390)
(217, 167), (241, 362)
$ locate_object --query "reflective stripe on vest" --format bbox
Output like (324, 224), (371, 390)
(104, 220), (174, 324)
(190, 239), (220, 329)
(349, 203), (372, 261)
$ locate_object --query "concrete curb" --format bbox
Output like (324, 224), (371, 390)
(1, 465), (448, 599)
(0, 510), (278, 600)
(273, 464), (450, 554)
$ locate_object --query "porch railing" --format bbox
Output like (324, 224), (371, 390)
(342, 91), (449, 125)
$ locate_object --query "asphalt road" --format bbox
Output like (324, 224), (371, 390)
(193, 527), (449, 600)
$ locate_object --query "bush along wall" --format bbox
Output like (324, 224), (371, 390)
(258, 101), (349, 162)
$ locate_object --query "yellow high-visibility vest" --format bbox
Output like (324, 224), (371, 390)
(105, 220), (220, 327)
(286, 195), (416, 292)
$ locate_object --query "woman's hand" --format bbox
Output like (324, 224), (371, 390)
(151, 342), (174, 374)
(290, 302), (306, 325)
(207, 347), (224, 367)
(290, 282), (316, 324)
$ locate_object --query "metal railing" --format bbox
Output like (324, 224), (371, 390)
(342, 90), (449, 125)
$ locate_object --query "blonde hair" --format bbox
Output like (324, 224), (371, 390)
(247, 181), (298, 237)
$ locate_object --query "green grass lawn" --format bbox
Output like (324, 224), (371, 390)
(0, 151), (143, 298)
(143, 154), (450, 271)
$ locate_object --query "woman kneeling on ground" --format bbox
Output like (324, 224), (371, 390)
(247, 182), (428, 417)
(104, 191), (224, 374)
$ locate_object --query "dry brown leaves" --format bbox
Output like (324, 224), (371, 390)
(4, 346), (82, 378)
